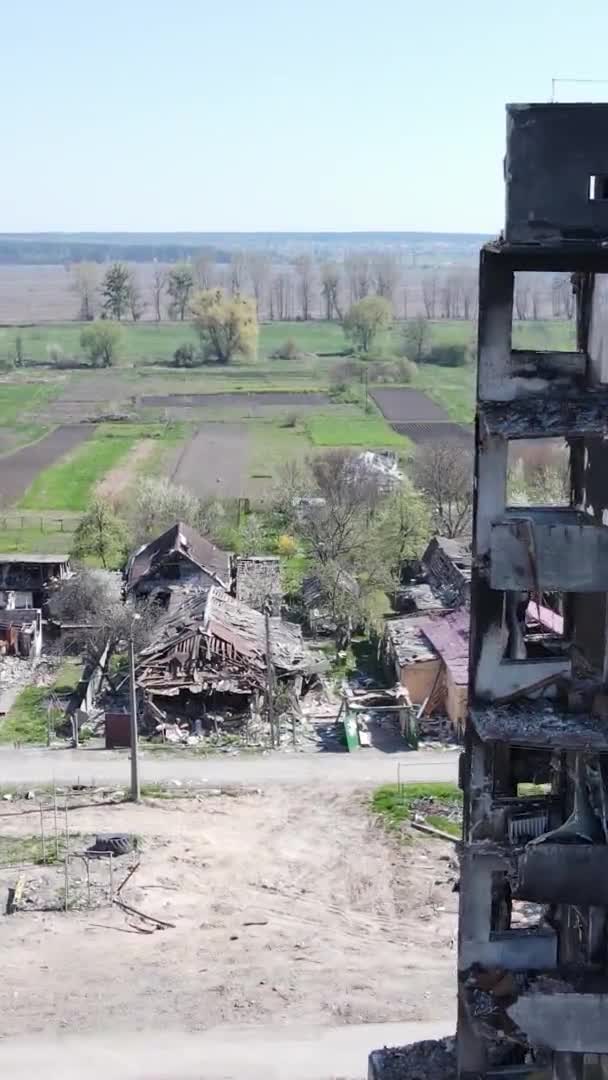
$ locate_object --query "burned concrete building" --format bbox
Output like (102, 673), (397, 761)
(371, 103), (608, 1080)
(459, 103), (608, 1080)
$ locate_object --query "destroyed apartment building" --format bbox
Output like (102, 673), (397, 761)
(371, 104), (608, 1080)
(136, 585), (322, 731)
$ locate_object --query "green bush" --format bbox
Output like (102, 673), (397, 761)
(270, 338), (300, 361)
(426, 344), (469, 367)
(173, 343), (197, 368)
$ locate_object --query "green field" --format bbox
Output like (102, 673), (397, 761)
(18, 422), (184, 512)
(0, 317), (575, 370)
(306, 415), (410, 448)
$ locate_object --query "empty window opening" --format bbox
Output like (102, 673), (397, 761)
(589, 175), (608, 201)
(512, 271), (576, 339)
(507, 439), (570, 507)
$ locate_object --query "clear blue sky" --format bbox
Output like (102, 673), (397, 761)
(2, 0), (608, 234)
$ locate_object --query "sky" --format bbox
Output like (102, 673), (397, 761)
(2, 0), (608, 234)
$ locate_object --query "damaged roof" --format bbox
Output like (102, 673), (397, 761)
(126, 522), (231, 590)
(471, 702), (608, 751)
(421, 609), (470, 686)
(384, 616), (439, 667)
(137, 586), (321, 694)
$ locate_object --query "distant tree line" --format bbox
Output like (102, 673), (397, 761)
(69, 256), (576, 325)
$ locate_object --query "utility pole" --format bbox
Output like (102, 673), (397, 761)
(128, 633), (140, 802)
(264, 609), (276, 749)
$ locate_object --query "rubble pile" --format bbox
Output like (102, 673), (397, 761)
(368, 1037), (456, 1080)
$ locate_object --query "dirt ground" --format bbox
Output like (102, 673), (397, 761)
(0, 425), (92, 503)
(370, 388), (450, 423)
(96, 439), (157, 499)
(0, 787), (457, 1039)
(169, 422), (253, 499)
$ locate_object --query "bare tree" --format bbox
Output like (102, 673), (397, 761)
(151, 265), (166, 322)
(272, 269), (295, 321)
(551, 273), (575, 319)
(71, 263), (98, 321)
(422, 270), (438, 318)
(459, 268), (478, 321)
(412, 441), (474, 538)
(295, 255), (315, 320)
(374, 253), (401, 311)
(246, 252), (271, 317)
(529, 280), (542, 321)
(194, 250), (216, 290)
(127, 269), (145, 321)
(320, 262), (343, 321)
(230, 251), (247, 296)
(345, 252), (372, 303)
(514, 275), (530, 320)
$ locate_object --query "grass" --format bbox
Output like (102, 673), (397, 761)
(0, 834), (73, 866)
(0, 381), (60, 423)
(306, 414), (410, 448)
(18, 422), (185, 512)
(0, 660), (82, 745)
(372, 782), (462, 835)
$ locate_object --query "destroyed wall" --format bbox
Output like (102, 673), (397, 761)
(458, 102), (608, 1080)
(422, 537), (471, 606)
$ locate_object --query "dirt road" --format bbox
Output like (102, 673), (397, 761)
(0, 745), (459, 789)
(0, 788), (457, 1078)
(0, 425), (92, 503)
(0, 1022), (455, 1080)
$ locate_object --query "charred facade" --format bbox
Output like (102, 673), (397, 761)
(459, 103), (608, 1080)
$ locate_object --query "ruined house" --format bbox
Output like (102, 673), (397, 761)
(301, 569), (360, 636)
(0, 608), (42, 658)
(136, 585), (321, 724)
(384, 609), (469, 735)
(232, 555), (282, 615)
(125, 522), (230, 608)
(422, 535), (471, 606)
(0, 553), (70, 610)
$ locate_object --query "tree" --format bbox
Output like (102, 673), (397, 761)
(229, 251), (247, 296)
(294, 255), (314, 320)
(71, 263), (98, 321)
(422, 271), (438, 318)
(514, 275), (530, 320)
(246, 252), (271, 317)
(283, 450), (381, 567)
(151, 265), (166, 321)
(374, 253), (401, 309)
(126, 270), (145, 321)
(372, 483), (431, 578)
(239, 514), (266, 556)
(80, 321), (121, 367)
(412, 442), (474, 538)
(320, 262), (343, 321)
(101, 263), (130, 320)
(126, 476), (210, 544)
(194, 250), (216, 290)
(167, 262), (194, 320)
(402, 316), (430, 362)
(71, 500), (128, 569)
(345, 252), (372, 303)
(49, 567), (156, 671)
(342, 295), (391, 354)
(191, 288), (257, 364)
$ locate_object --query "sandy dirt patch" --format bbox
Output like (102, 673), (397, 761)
(0, 787), (457, 1038)
(96, 439), (157, 499)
